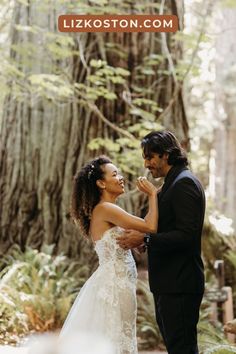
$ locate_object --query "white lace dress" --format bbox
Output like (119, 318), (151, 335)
(60, 226), (138, 354)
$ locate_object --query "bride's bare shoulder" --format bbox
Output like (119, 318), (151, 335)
(93, 202), (121, 214)
(90, 203), (116, 240)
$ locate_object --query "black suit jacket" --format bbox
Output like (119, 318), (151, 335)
(147, 165), (205, 294)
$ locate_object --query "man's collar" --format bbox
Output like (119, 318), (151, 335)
(164, 164), (188, 183)
(160, 165), (188, 196)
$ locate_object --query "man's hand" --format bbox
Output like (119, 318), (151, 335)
(116, 229), (145, 250)
(133, 245), (147, 255)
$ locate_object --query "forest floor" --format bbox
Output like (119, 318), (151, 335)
(139, 350), (167, 353)
(0, 347), (167, 354)
(0, 346), (167, 354)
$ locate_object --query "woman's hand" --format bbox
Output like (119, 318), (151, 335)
(136, 176), (157, 197)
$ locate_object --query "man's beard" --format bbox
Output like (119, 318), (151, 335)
(150, 170), (161, 178)
(150, 167), (165, 178)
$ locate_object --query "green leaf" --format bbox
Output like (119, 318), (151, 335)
(104, 92), (117, 100)
(110, 76), (126, 84)
(141, 68), (155, 75)
(4, 63), (25, 78)
(90, 59), (107, 68)
(45, 33), (75, 47)
(133, 98), (158, 107)
(87, 75), (106, 85)
(46, 43), (74, 59)
(89, 0), (108, 5)
(129, 108), (156, 121)
(114, 67), (130, 77)
(88, 138), (120, 152)
(14, 25), (39, 34)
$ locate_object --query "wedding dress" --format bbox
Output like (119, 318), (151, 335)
(60, 226), (138, 354)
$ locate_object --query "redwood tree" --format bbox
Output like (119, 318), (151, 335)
(0, 0), (188, 264)
(211, 6), (236, 229)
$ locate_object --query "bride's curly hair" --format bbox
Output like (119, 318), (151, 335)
(71, 155), (112, 238)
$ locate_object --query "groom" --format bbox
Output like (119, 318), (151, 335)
(117, 130), (205, 354)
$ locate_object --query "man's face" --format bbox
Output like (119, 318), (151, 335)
(142, 151), (169, 178)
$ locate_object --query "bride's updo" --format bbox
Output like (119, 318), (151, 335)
(71, 156), (112, 237)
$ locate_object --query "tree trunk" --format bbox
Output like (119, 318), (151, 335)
(0, 0), (188, 264)
(210, 7), (236, 229)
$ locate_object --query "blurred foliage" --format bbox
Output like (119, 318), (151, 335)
(220, 0), (236, 8)
(0, 245), (89, 345)
(136, 274), (235, 352)
(202, 345), (236, 354)
(198, 296), (233, 354)
(136, 278), (162, 350)
(202, 212), (236, 305)
(0, 244), (236, 351)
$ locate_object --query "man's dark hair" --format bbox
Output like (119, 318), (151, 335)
(141, 130), (188, 166)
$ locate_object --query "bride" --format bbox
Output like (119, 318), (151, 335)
(60, 156), (158, 354)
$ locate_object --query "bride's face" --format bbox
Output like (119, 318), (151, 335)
(102, 163), (125, 195)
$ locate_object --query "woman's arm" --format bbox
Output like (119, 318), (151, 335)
(98, 178), (158, 233)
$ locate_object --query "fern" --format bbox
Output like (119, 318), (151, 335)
(204, 344), (236, 354)
(0, 245), (89, 344)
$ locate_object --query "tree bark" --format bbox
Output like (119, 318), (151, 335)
(210, 7), (236, 229)
(0, 0), (188, 264)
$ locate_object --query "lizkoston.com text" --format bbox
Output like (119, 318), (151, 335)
(58, 15), (178, 33)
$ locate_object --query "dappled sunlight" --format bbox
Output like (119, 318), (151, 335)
(209, 213), (234, 236)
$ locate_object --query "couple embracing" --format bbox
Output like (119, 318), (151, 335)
(60, 130), (205, 354)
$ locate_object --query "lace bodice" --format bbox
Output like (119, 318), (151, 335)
(94, 226), (137, 285)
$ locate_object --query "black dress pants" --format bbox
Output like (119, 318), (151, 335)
(153, 293), (203, 354)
